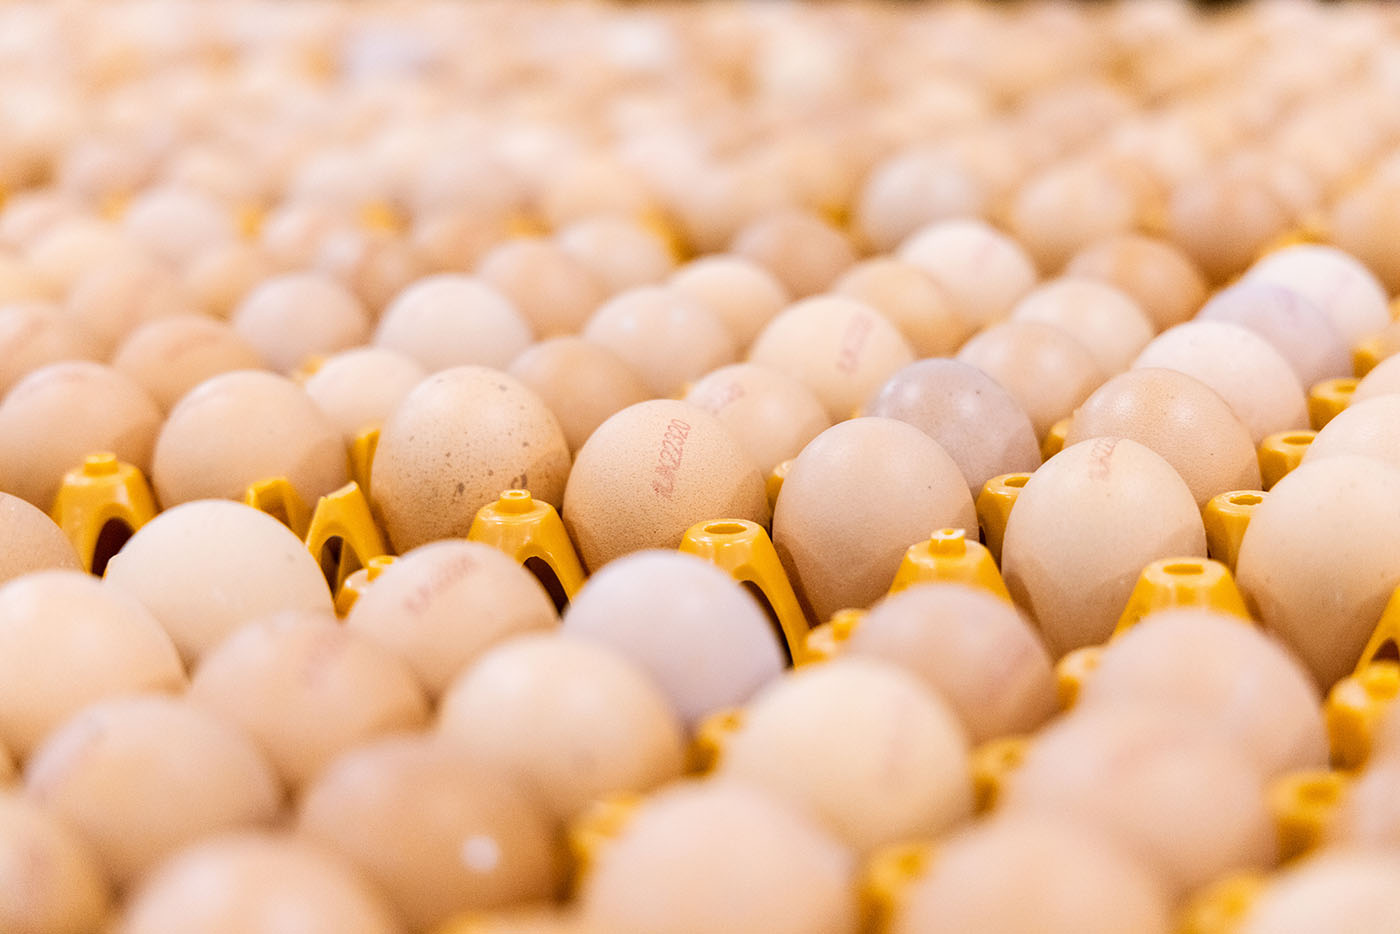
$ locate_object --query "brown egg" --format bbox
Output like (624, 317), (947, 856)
(853, 146), (992, 254)
(191, 611), (429, 791)
(1065, 368), (1260, 506)
(668, 254), (790, 350)
(25, 219), (143, 297)
(1002, 704), (1274, 897)
(562, 400), (767, 571)
(183, 241), (276, 320)
(302, 347), (426, 441)
(412, 209), (510, 275)
(104, 500), (333, 665)
(731, 209), (857, 299)
(438, 634), (685, 821)
(957, 321), (1105, 439)
(831, 257), (968, 358)
(374, 275), (533, 373)
(121, 187), (237, 270)
(371, 366), (570, 552)
(121, 832), (404, 934)
(1356, 354), (1400, 403)
(1305, 395), (1400, 471)
(1244, 244), (1391, 347)
(1198, 282), (1351, 387)
(1065, 233), (1207, 333)
(580, 781), (858, 934)
(1330, 179), (1400, 294)
(0, 361), (161, 510)
(346, 540), (558, 698)
(847, 583), (1057, 743)
(0, 491), (80, 584)
(555, 216), (676, 295)
(1007, 160), (1142, 274)
(62, 253), (192, 358)
(507, 338), (652, 454)
(683, 363), (832, 473)
(151, 369), (347, 507)
(1236, 456), (1400, 687)
(1010, 278), (1154, 375)
(1167, 170), (1290, 283)
(866, 359), (1041, 495)
(582, 287), (737, 398)
(889, 816), (1172, 934)
(231, 272), (370, 374)
(1133, 321), (1308, 444)
(1002, 438), (1206, 655)
(897, 219), (1038, 332)
(0, 252), (49, 305)
(0, 303), (87, 395)
(477, 237), (606, 338)
(1239, 850), (1400, 934)
(0, 791), (109, 934)
(773, 418), (976, 621)
(24, 694), (281, 886)
(299, 735), (562, 930)
(748, 296), (915, 422)
(111, 314), (263, 412)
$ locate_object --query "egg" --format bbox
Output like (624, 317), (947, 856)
(846, 583), (1057, 743)
(0, 492), (80, 583)
(315, 228), (429, 314)
(25, 219), (143, 297)
(1235, 456), (1400, 687)
(1133, 321), (1308, 444)
(731, 209), (857, 298)
(865, 358), (1041, 495)
(897, 218), (1038, 332)
(507, 338), (651, 454)
(1197, 282), (1351, 387)
(852, 145), (991, 254)
(1330, 179), (1400, 294)
(373, 275), (534, 372)
(582, 286), (737, 397)
(683, 363), (832, 473)
(183, 241), (276, 319)
(24, 694), (281, 886)
(438, 633), (686, 821)
(1064, 233), (1206, 333)
(580, 781), (858, 934)
(302, 347), (426, 442)
(773, 418), (976, 621)
(299, 735), (562, 930)
(1010, 278), (1155, 375)
(1002, 438), (1206, 655)
(1065, 368), (1260, 507)
(888, 816), (1172, 934)
(103, 500), (333, 665)
(831, 257), (969, 358)
(120, 186), (237, 270)
(121, 832), (404, 934)
(0, 303), (87, 396)
(258, 203), (346, 272)
(561, 550), (783, 726)
(562, 400), (767, 571)
(151, 369), (347, 507)
(62, 253), (192, 358)
(667, 254), (790, 350)
(1304, 395), (1400, 471)
(1324, 755), (1400, 850)
(1166, 169), (1290, 283)
(0, 791), (109, 934)
(555, 215), (676, 294)
(476, 237), (606, 338)
(956, 321), (1105, 439)
(231, 272), (370, 374)
(345, 540), (558, 698)
(1244, 244), (1391, 346)
(412, 208), (511, 276)
(1239, 850), (1400, 934)
(1007, 159), (1142, 274)
(1355, 354), (1400, 403)
(111, 314), (263, 413)
(0, 361), (161, 510)
(371, 366), (571, 552)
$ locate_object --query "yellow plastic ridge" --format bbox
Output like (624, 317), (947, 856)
(304, 481), (389, 595)
(348, 425), (380, 500)
(802, 608), (866, 665)
(242, 476), (311, 538)
(767, 459), (792, 513)
(1177, 872), (1266, 934)
(861, 841), (936, 934)
(469, 490), (586, 606)
(1258, 430), (1316, 491)
(1055, 646), (1102, 710)
(689, 707), (743, 775)
(971, 735), (1029, 814)
(566, 791), (643, 895)
(976, 472), (1030, 566)
(335, 554), (394, 618)
(1041, 418), (1069, 461)
(889, 528), (1012, 602)
(51, 453), (157, 574)
(1268, 770), (1347, 863)
(1112, 557), (1252, 637)
(1202, 490), (1266, 573)
(1306, 377), (1357, 430)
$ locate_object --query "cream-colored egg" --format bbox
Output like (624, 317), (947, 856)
(121, 186), (237, 270)
(852, 146), (991, 254)
(1239, 850), (1400, 934)
(897, 218), (1038, 332)
(183, 241), (276, 320)
(1330, 179), (1400, 295)
(62, 253), (192, 358)
(1002, 438), (1206, 655)
(1198, 282), (1351, 387)
(508, 338), (652, 454)
(299, 735), (562, 931)
(315, 228), (428, 314)
(731, 209), (856, 299)
(257, 203), (345, 272)
(1305, 395), (1400, 471)
(561, 550), (783, 726)
(345, 540), (558, 698)
(683, 363), (832, 474)
(555, 216), (676, 294)
(24, 694), (281, 886)
(1244, 244), (1391, 346)
(111, 314), (263, 412)
(847, 583), (1057, 743)
(0, 303), (87, 396)
(1065, 233), (1207, 333)
(370, 366), (571, 552)
(477, 237), (606, 338)
(1355, 354), (1400, 403)
(668, 254), (790, 350)
(0, 491), (80, 584)
(1007, 160), (1142, 274)
(1166, 170), (1289, 284)
(231, 272), (370, 374)
(582, 286), (737, 398)
(412, 209), (510, 276)
(0, 252), (49, 305)
(374, 275), (533, 372)
(1010, 278), (1155, 375)
(25, 219), (143, 297)
(302, 347), (425, 441)
(832, 257), (969, 358)
(957, 321), (1105, 438)
(1329, 754), (1400, 849)
(0, 790), (109, 934)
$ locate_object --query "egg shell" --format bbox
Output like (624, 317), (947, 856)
(556, 216), (676, 294)
(1324, 756), (1400, 850)
(121, 187), (237, 269)
(1304, 394), (1400, 471)
(832, 257), (969, 358)
(0, 791), (110, 934)
(477, 237), (606, 338)
(302, 347), (426, 442)
(183, 241), (276, 320)
(683, 362), (832, 474)
(1244, 244), (1391, 346)
(1355, 353), (1400, 403)
(374, 275), (534, 373)
(1166, 171), (1289, 283)
(0, 490), (81, 584)
(1007, 159), (1142, 274)
(1197, 282), (1351, 387)
(508, 338), (652, 455)
(232, 272), (370, 374)
(853, 146), (992, 254)
(111, 314), (263, 413)
(315, 228), (429, 314)
(956, 321), (1105, 439)
(0, 303), (88, 396)
(257, 203), (346, 272)
(668, 254), (790, 350)
(1239, 850), (1400, 934)
(582, 286), (737, 398)
(731, 209), (857, 299)
(62, 253), (192, 358)
(1330, 179), (1400, 294)
(1065, 233), (1207, 333)
(1010, 278), (1155, 375)
(25, 219), (144, 297)
(897, 218), (1038, 331)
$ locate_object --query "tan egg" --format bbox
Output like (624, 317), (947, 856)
(438, 634), (685, 821)
(0, 253), (51, 304)
(121, 187), (237, 270)
(231, 272), (370, 374)
(374, 274), (533, 373)
(1007, 160), (1142, 274)
(0, 492), (80, 584)
(1305, 395), (1400, 471)
(299, 735), (562, 930)
(24, 218), (143, 296)
(562, 400), (767, 572)
(1331, 755), (1400, 849)
(1198, 282), (1351, 387)
(151, 370), (347, 507)
(748, 296), (915, 422)
(24, 694), (281, 886)
(477, 237), (606, 338)
(889, 816), (1171, 934)
(556, 216), (676, 295)
(121, 832), (404, 934)
(1236, 456), (1400, 687)
(258, 202), (345, 272)
(103, 500), (333, 665)
(0, 791), (109, 934)
(507, 338), (652, 454)
(0, 192), (80, 253)
(581, 781), (858, 934)
(63, 253), (192, 358)
(371, 366), (570, 552)
(1239, 850), (1400, 934)
(315, 228), (428, 314)
(346, 540), (558, 698)
(956, 321), (1104, 439)
(183, 241), (276, 320)
(847, 583), (1057, 743)
(1002, 438), (1206, 656)
(897, 219), (1038, 332)
(1002, 704), (1274, 897)
(1010, 278), (1154, 375)
(1356, 354), (1400, 403)
(1065, 368), (1260, 507)
(1330, 179), (1400, 294)
(412, 209), (510, 275)
(191, 611), (429, 791)
(1244, 244), (1391, 347)
(541, 156), (657, 230)
(302, 347), (425, 442)
(773, 418), (976, 621)
(111, 315), (263, 412)
(0, 303), (86, 396)
(1166, 170), (1290, 284)
(731, 209), (857, 299)
(683, 363), (832, 473)
(0, 361), (161, 510)
(853, 146), (992, 255)
(582, 287), (737, 397)
(832, 258), (968, 357)
(668, 254), (789, 350)
(866, 359), (1041, 495)
(1133, 321), (1308, 444)
(1065, 233), (1207, 332)
(721, 658), (971, 852)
